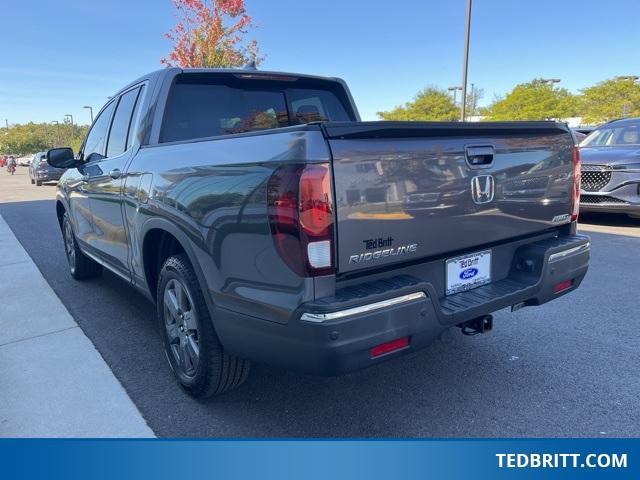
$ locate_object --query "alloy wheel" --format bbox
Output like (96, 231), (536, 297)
(163, 278), (200, 377)
(63, 218), (76, 271)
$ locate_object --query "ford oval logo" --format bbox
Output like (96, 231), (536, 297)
(460, 268), (478, 280)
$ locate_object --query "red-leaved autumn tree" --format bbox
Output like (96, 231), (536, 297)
(161, 0), (261, 68)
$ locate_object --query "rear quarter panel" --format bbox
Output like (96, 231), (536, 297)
(124, 128), (331, 324)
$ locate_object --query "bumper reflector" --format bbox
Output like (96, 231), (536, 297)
(553, 279), (573, 294)
(371, 337), (409, 358)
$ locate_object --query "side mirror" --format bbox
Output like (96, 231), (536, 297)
(46, 147), (76, 169)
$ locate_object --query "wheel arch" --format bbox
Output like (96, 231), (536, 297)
(55, 199), (67, 229)
(139, 219), (215, 317)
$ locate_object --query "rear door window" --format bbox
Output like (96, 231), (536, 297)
(106, 87), (141, 158)
(126, 86), (145, 150)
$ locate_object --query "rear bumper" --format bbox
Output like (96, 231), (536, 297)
(35, 170), (63, 181)
(215, 234), (590, 375)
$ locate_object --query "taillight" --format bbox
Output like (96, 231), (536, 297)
(268, 163), (335, 277)
(571, 146), (581, 222)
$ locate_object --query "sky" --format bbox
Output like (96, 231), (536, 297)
(1, 0), (639, 125)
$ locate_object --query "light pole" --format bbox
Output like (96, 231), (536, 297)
(448, 86), (462, 105)
(460, 0), (473, 121)
(468, 83), (476, 117)
(617, 76), (638, 117)
(51, 121), (61, 146)
(83, 106), (94, 123)
(4, 119), (8, 130)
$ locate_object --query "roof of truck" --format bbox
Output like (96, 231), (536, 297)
(178, 67), (342, 82)
(109, 67), (347, 107)
(117, 67), (342, 92)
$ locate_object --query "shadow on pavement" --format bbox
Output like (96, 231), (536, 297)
(580, 212), (640, 228)
(578, 212), (640, 238)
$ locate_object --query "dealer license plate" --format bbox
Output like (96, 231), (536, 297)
(446, 250), (492, 295)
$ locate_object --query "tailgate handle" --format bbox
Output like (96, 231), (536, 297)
(465, 145), (495, 167)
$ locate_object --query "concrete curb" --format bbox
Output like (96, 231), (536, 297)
(0, 214), (155, 437)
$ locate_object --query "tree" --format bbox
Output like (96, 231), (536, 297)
(161, 0), (261, 68)
(483, 79), (579, 121)
(377, 87), (459, 121)
(0, 122), (88, 155)
(580, 77), (640, 124)
(0, 123), (53, 155)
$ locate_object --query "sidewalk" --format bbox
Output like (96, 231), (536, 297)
(0, 214), (154, 437)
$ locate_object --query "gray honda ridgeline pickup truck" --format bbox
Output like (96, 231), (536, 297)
(47, 68), (590, 397)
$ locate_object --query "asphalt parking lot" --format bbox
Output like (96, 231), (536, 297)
(1, 167), (639, 438)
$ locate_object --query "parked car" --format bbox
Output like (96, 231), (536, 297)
(578, 117), (640, 218)
(29, 150), (66, 186)
(17, 155), (32, 167)
(29, 152), (45, 184)
(47, 68), (590, 398)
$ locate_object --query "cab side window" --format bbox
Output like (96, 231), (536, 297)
(83, 101), (116, 162)
(127, 86), (145, 151)
(106, 86), (142, 158)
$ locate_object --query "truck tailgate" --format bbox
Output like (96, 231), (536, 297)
(323, 122), (575, 274)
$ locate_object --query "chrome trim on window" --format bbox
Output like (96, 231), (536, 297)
(548, 242), (590, 262)
(300, 292), (426, 323)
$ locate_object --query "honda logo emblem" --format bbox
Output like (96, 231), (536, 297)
(471, 175), (495, 204)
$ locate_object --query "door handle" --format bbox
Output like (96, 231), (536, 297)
(109, 169), (122, 179)
(465, 145), (495, 167)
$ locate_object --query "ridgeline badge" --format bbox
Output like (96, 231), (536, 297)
(349, 244), (418, 264)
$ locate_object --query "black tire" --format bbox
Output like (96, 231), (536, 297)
(36, 180), (42, 186)
(157, 254), (250, 398)
(30, 177), (34, 184)
(61, 212), (103, 280)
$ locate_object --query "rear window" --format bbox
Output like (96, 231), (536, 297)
(160, 73), (354, 143)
